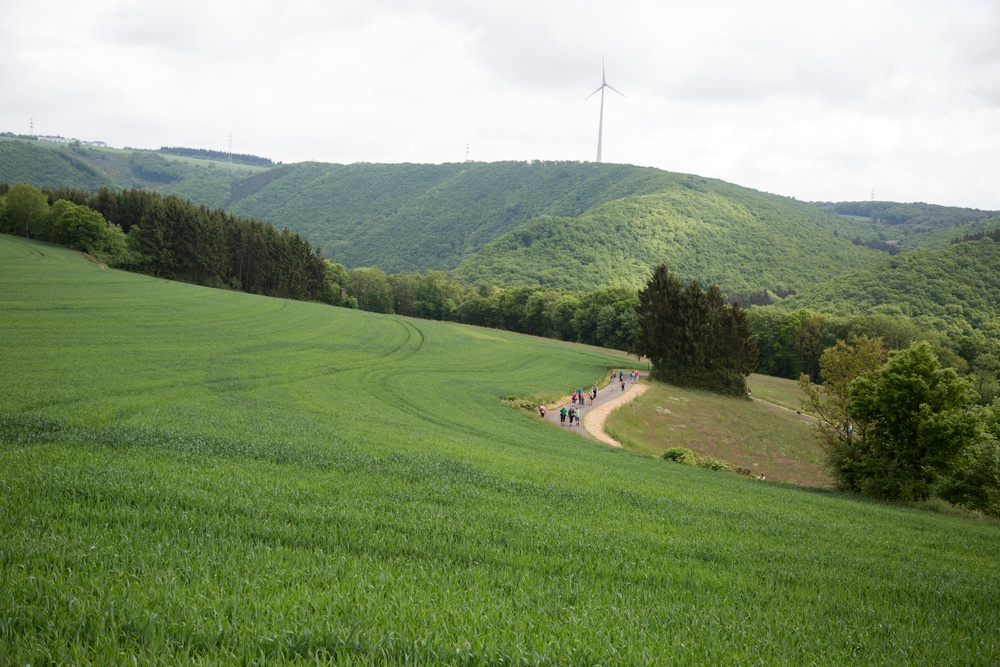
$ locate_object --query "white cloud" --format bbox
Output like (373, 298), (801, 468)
(1, 0), (998, 209)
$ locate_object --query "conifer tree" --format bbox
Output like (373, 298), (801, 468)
(635, 264), (757, 396)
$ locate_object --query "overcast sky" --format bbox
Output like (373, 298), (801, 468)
(3, 0), (999, 209)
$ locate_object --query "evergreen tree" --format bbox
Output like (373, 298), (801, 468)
(635, 264), (757, 396)
(635, 264), (684, 375)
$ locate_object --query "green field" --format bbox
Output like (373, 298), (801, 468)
(2, 235), (999, 665)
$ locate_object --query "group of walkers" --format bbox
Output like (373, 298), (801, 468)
(539, 370), (643, 428)
(570, 384), (598, 407)
(606, 369), (640, 393)
(559, 404), (582, 426)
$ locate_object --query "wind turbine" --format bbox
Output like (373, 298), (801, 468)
(586, 57), (625, 163)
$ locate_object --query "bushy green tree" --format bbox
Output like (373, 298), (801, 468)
(779, 310), (828, 382)
(939, 436), (1000, 516)
(800, 336), (886, 478)
(412, 270), (462, 320)
(522, 290), (563, 338)
(844, 342), (983, 501)
(389, 272), (417, 316)
(573, 287), (638, 348)
(324, 260), (357, 308)
(454, 294), (493, 327)
(3, 182), (49, 237)
(57, 203), (124, 261)
(347, 267), (393, 314)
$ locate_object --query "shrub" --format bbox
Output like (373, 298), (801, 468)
(939, 439), (1000, 517)
(695, 456), (730, 472)
(662, 447), (733, 474)
(662, 447), (696, 464)
(502, 396), (538, 412)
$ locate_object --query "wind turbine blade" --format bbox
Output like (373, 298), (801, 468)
(585, 85), (605, 100)
(606, 83), (627, 98)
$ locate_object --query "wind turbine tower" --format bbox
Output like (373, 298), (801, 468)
(586, 57), (625, 163)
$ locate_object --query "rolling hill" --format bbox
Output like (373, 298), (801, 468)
(0, 136), (262, 208)
(2, 234), (999, 664)
(223, 160), (885, 294)
(0, 138), (115, 191)
(819, 201), (1000, 250)
(451, 184), (879, 295)
(224, 160), (701, 272)
(4, 133), (1000, 309)
(775, 236), (1000, 333)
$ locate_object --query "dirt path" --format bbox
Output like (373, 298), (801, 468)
(541, 372), (648, 447)
(752, 398), (819, 425)
(582, 383), (649, 447)
(540, 377), (818, 449)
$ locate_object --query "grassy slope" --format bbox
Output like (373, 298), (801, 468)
(2, 234), (999, 665)
(604, 375), (829, 487)
(775, 237), (1000, 332)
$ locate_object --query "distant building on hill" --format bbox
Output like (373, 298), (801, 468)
(36, 136), (108, 147)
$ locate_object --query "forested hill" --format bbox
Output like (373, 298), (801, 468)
(450, 184), (880, 295)
(17, 134), (1000, 299)
(818, 200), (1000, 250)
(224, 160), (882, 292)
(0, 139), (116, 191)
(774, 236), (1000, 333)
(224, 161), (703, 272)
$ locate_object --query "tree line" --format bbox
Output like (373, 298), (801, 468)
(749, 305), (1000, 406)
(159, 147), (276, 167)
(332, 264), (640, 350)
(0, 183), (328, 301)
(826, 200), (997, 230)
(953, 227), (1000, 245)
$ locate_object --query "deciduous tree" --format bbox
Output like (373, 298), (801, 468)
(844, 341), (983, 500)
(3, 182), (49, 237)
(800, 336), (886, 483)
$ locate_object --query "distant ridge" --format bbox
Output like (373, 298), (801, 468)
(774, 233), (1000, 333)
(4, 133), (999, 306)
(223, 160), (883, 294)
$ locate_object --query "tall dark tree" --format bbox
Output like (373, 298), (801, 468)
(723, 302), (759, 379)
(634, 264), (684, 372)
(635, 264), (757, 396)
